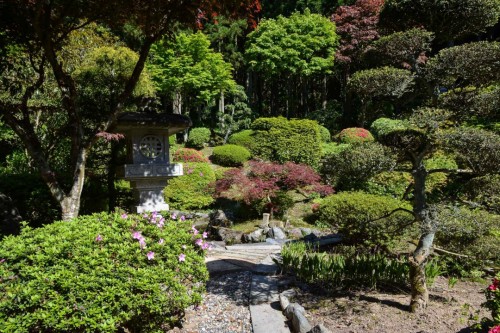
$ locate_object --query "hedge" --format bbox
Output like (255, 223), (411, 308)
(0, 212), (209, 332)
(186, 127), (211, 150)
(172, 148), (209, 163)
(211, 144), (251, 167)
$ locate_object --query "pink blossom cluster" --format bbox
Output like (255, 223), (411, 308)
(489, 325), (500, 333)
(191, 226), (211, 250)
(488, 278), (499, 291)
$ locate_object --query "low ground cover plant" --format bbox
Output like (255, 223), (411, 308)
(0, 212), (209, 332)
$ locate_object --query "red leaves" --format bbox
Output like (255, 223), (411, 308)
(214, 161), (333, 205)
(332, 0), (384, 64)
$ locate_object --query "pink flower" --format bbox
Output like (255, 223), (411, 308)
(143, 213), (149, 219)
(199, 172), (204, 177)
(139, 238), (146, 250)
(202, 231), (208, 239)
(147, 251), (155, 260)
(171, 213), (177, 220)
(202, 242), (210, 250)
(132, 231), (142, 240)
(178, 253), (186, 262)
(195, 238), (203, 247)
(488, 284), (497, 291)
(95, 234), (103, 242)
(180, 215), (186, 221)
(192, 226), (199, 235)
(121, 213), (128, 219)
(489, 325), (500, 333)
(158, 238), (165, 245)
(187, 169), (193, 174)
(0, 259), (6, 264)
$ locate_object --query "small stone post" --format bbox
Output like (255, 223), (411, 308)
(260, 213), (270, 228)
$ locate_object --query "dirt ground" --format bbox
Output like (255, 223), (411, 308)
(293, 276), (490, 333)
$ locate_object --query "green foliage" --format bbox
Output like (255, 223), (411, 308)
(366, 28), (434, 69)
(320, 142), (350, 158)
(164, 163), (215, 210)
(348, 66), (414, 100)
(148, 31), (235, 103)
(246, 9), (339, 77)
(172, 148), (209, 163)
(370, 117), (409, 138)
(424, 152), (458, 194)
(459, 175), (500, 214)
(364, 171), (412, 198)
(280, 243), (441, 289)
(321, 142), (396, 190)
(338, 127), (374, 144)
(443, 127), (500, 175)
(186, 127), (211, 149)
(316, 192), (414, 249)
(318, 125), (331, 142)
(250, 117), (322, 168)
(227, 129), (257, 151)
(211, 144), (251, 167)
(379, 0), (500, 44)
(0, 212), (209, 332)
(435, 206), (500, 275)
(425, 42), (500, 89)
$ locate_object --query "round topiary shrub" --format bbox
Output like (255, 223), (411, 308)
(164, 163), (216, 210)
(338, 128), (375, 144)
(211, 144), (251, 167)
(319, 125), (331, 143)
(0, 212), (209, 332)
(186, 127), (211, 149)
(172, 148), (209, 163)
(227, 129), (256, 151)
(316, 192), (413, 249)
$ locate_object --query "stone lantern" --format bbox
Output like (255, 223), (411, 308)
(116, 112), (191, 213)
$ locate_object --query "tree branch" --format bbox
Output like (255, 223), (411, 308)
(427, 168), (475, 174)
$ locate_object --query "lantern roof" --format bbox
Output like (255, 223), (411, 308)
(116, 112), (192, 135)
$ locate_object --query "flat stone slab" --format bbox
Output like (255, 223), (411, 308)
(225, 243), (282, 251)
(250, 275), (290, 333)
(253, 254), (279, 276)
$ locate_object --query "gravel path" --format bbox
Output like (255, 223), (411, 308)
(169, 271), (253, 333)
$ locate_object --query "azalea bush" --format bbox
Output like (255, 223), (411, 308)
(485, 275), (500, 331)
(338, 127), (375, 144)
(164, 162), (215, 210)
(215, 160), (333, 217)
(0, 212), (209, 332)
(172, 148), (209, 163)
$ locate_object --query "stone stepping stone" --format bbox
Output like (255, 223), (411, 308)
(250, 275), (290, 333)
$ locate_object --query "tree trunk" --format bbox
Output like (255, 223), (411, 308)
(60, 148), (87, 221)
(173, 91), (182, 115)
(409, 157), (435, 312)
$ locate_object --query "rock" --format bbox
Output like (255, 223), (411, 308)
(308, 324), (332, 333)
(246, 229), (265, 243)
(284, 303), (305, 319)
(299, 228), (313, 236)
(279, 294), (290, 310)
(265, 238), (280, 245)
(292, 310), (312, 333)
(209, 210), (233, 228)
(267, 227), (287, 240)
(0, 193), (22, 236)
(214, 227), (243, 244)
(281, 289), (297, 299)
(287, 228), (303, 239)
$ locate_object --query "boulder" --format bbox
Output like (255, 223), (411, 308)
(279, 294), (290, 310)
(284, 303), (306, 319)
(208, 210), (233, 228)
(267, 227), (287, 240)
(287, 228), (303, 239)
(244, 228), (265, 243)
(292, 311), (312, 333)
(214, 227), (243, 244)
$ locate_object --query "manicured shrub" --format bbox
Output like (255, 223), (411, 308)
(172, 148), (209, 163)
(319, 125), (331, 142)
(211, 144), (251, 167)
(0, 212), (209, 332)
(484, 274), (500, 327)
(365, 171), (412, 198)
(321, 142), (396, 190)
(250, 117), (322, 169)
(434, 206), (500, 276)
(186, 127), (211, 149)
(338, 127), (374, 144)
(316, 191), (414, 249)
(164, 163), (215, 210)
(227, 129), (256, 151)
(370, 117), (408, 138)
(460, 174), (500, 214)
(321, 142), (350, 157)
